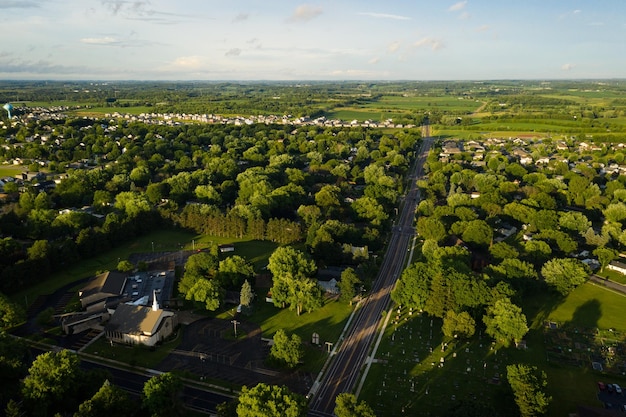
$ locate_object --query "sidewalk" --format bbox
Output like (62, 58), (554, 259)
(589, 275), (626, 295)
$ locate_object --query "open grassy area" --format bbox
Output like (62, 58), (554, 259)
(0, 164), (26, 177)
(361, 282), (626, 416)
(547, 281), (626, 331)
(245, 297), (353, 373)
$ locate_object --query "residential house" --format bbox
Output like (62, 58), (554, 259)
(607, 260), (626, 275)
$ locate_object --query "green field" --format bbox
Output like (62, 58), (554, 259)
(0, 164), (25, 177)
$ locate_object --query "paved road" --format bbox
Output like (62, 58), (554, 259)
(308, 129), (433, 416)
(589, 274), (626, 295)
(27, 346), (233, 415)
(80, 359), (233, 413)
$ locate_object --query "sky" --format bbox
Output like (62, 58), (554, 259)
(1, 0), (625, 81)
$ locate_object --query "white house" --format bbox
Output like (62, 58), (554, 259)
(607, 260), (626, 275)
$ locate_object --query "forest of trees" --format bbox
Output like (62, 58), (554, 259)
(0, 117), (420, 301)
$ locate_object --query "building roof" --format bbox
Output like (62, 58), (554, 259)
(105, 303), (170, 336)
(80, 271), (127, 299)
(609, 260), (626, 270)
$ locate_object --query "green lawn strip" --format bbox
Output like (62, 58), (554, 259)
(229, 240), (278, 272)
(595, 269), (626, 285)
(0, 164), (26, 177)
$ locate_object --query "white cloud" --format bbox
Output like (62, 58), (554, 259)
(448, 1), (467, 12)
(414, 37), (445, 51)
(369, 56), (380, 64)
(573, 9), (581, 14)
(288, 4), (323, 23)
(561, 63), (574, 71)
(358, 12), (411, 21)
(225, 48), (242, 57)
(476, 24), (489, 32)
(388, 41), (401, 53)
(459, 11), (470, 20)
(171, 56), (204, 69)
(80, 36), (118, 45)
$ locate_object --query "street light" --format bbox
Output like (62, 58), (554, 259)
(231, 320), (241, 338)
(151, 241), (154, 252)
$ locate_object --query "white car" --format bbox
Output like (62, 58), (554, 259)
(614, 383), (622, 394)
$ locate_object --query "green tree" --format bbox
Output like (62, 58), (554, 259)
(117, 260), (134, 272)
(416, 216), (446, 242)
(391, 262), (432, 311)
(268, 247), (316, 281)
(338, 267), (361, 305)
(558, 211), (591, 233)
(334, 393), (376, 417)
(236, 383), (307, 417)
(268, 247), (321, 315)
(74, 380), (135, 417)
(315, 185), (341, 216)
(483, 298), (528, 347)
(352, 196), (388, 226)
(442, 310), (475, 339)
(240, 279), (254, 308)
(114, 191), (151, 217)
(218, 255), (254, 288)
(489, 242), (519, 261)
(506, 364), (551, 417)
(185, 278), (224, 311)
(142, 372), (183, 417)
(0, 292), (26, 328)
(461, 219), (493, 247)
(22, 350), (82, 415)
(593, 247), (618, 272)
(541, 258), (589, 295)
(269, 329), (303, 369)
(179, 251), (219, 296)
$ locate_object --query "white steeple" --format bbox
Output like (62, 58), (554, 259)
(152, 290), (159, 311)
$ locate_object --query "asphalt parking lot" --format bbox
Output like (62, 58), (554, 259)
(598, 383), (626, 411)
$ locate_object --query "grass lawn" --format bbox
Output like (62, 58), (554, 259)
(0, 164), (25, 177)
(361, 281), (626, 417)
(245, 297), (353, 373)
(547, 282), (626, 332)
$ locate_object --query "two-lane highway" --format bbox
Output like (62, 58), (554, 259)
(309, 130), (433, 416)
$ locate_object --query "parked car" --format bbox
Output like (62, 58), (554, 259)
(598, 381), (606, 391)
(614, 384), (622, 394)
(607, 384), (614, 393)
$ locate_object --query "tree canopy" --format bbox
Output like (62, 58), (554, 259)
(236, 383), (307, 417)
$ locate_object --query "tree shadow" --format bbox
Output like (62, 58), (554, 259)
(570, 299), (601, 330)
